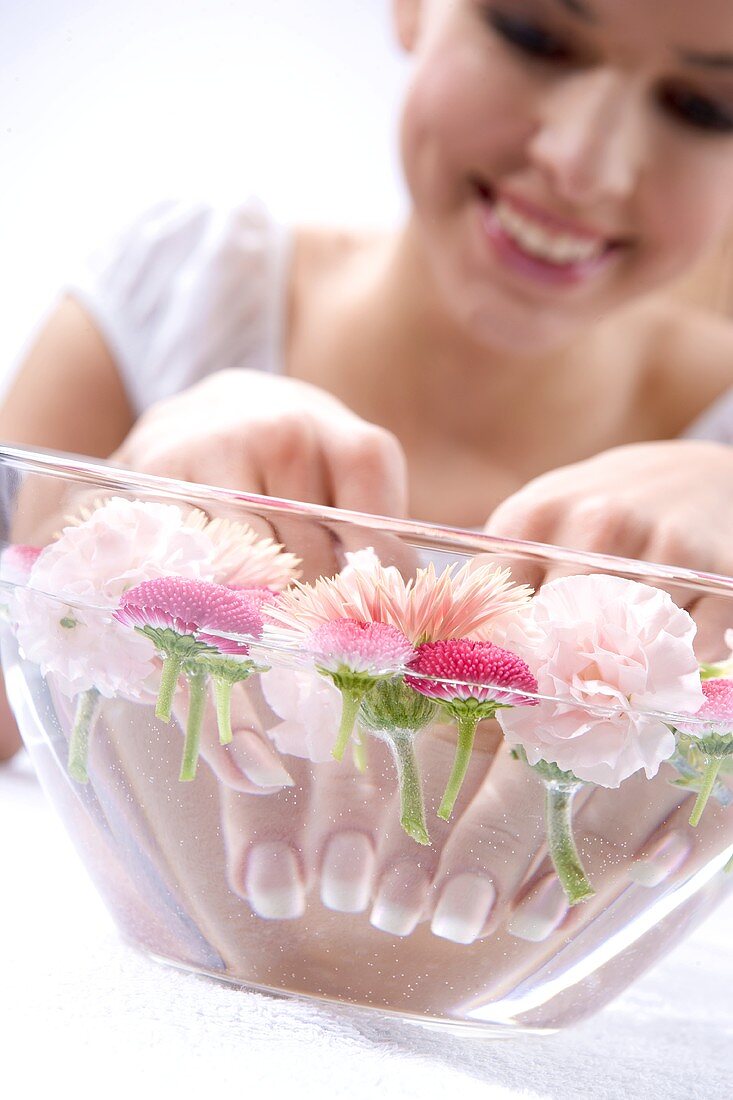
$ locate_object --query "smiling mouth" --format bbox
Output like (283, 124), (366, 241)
(470, 177), (628, 270)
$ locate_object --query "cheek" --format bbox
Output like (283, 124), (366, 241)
(400, 41), (537, 206)
(639, 153), (733, 278)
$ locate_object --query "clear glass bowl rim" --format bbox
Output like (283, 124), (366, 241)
(3, 441), (733, 596)
(3, 442), (733, 728)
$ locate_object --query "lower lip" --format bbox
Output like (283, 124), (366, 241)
(479, 198), (619, 289)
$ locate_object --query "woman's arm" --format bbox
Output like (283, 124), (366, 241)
(0, 294), (136, 757)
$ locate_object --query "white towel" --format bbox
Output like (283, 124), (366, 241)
(1, 750), (730, 1100)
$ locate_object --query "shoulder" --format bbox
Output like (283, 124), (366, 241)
(635, 296), (733, 436)
(66, 195), (288, 413)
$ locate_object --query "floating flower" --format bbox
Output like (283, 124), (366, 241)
(263, 552), (532, 844)
(0, 544), (42, 586)
(182, 511), (301, 589)
(115, 577), (267, 777)
(264, 557), (532, 648)
(260, 665), (343, 762)
(497, 574), (705, 788)
(406, 639), (538, 820)
(12, 498), (298, 784)
(309, 618), (414, 762)
(674, 678), (733, 826)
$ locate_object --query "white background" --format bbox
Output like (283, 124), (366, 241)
(2, 7), (733, 1095)
(0, 0), (408, 393)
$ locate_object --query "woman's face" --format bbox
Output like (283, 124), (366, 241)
(397, 0), (733, 353)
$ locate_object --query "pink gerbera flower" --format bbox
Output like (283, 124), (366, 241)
(264, 559), (532, 648)
(675, 678), (733, 826)
(115, 577), (268, 778)
(182, 512), (301, 590)
(406, 639), (538, 820)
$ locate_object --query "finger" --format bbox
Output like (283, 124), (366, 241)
(683, 595), (733, 665)
(301, 732), (394, 914)
(627, 781), (733, 889)
(170, 676), (294, 794)
(219, 753), (313, 919)
(366, 716), (503, 938)
(421, 738), (581, 945)
(505, 764), (687, 946)
(323, 423), (409, 520)
(259, 420), (342, 583)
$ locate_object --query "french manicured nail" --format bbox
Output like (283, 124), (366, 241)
(244, 842), (305, 919)
(430, 874), (497, 945)
(229, 730), (294, 787)
(320, 831), (375, 912)
(508, 874), (568, 942)
(370, 861), (430, 936)
(629, 831), (692, 887)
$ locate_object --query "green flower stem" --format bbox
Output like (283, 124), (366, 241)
(545, 781), (595, 905)
(689, 757), (723, 827)
(438, 712), (480, 821)
(386, 727), (431, 846)
(156, 654), (183, 723)
(179, 671), (207, 782)
(67, 687), (101, 784)
(332, 684), (368, 762)
(213, 678), (233, 745)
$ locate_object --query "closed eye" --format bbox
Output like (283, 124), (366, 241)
(657, 84), (733, 134)
(484, 8), (575, 64)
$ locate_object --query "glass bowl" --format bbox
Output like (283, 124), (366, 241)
(1, 442), (731, 1038)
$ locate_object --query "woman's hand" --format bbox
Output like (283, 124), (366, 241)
(484, 440), (733, 578)
(109, 368), (410, 580)
(111, 368), (408, 517)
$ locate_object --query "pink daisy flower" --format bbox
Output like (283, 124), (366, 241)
(675, 678), (733, 826)
(115, 577), (268, 779)
(406, 639), (538, 820)
(308, 618), (414, 763)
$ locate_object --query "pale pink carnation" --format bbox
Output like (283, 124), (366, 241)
(10, 499), (219, 699)
(497, 574), (705, 787)
(260, 665), (342, 761)
(11, 592), (155, 698)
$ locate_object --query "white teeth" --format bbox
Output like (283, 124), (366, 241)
(493, 199), (605, 265)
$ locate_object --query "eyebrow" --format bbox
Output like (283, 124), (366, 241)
(552, 0), (733, 70)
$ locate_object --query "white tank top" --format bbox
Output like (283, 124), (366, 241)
(65, 195), (731, 441)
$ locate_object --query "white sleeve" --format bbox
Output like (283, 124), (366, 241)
(679, 387), (733, 445)
(64, 196), (288, 416)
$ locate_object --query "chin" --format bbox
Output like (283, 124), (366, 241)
(446, 280), (591, 358)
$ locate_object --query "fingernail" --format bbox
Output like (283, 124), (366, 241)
(320, 831), (375, 912)
(229, 729), (295, 788)
(629, 830), (692, 887)
(508, 874), (568, 942)
(244, 841), (305, 919)
(430, 874), (496, 945)
(370, 861), (430, 936)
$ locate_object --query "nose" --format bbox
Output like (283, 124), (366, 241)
(528, 67), (646, 208)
